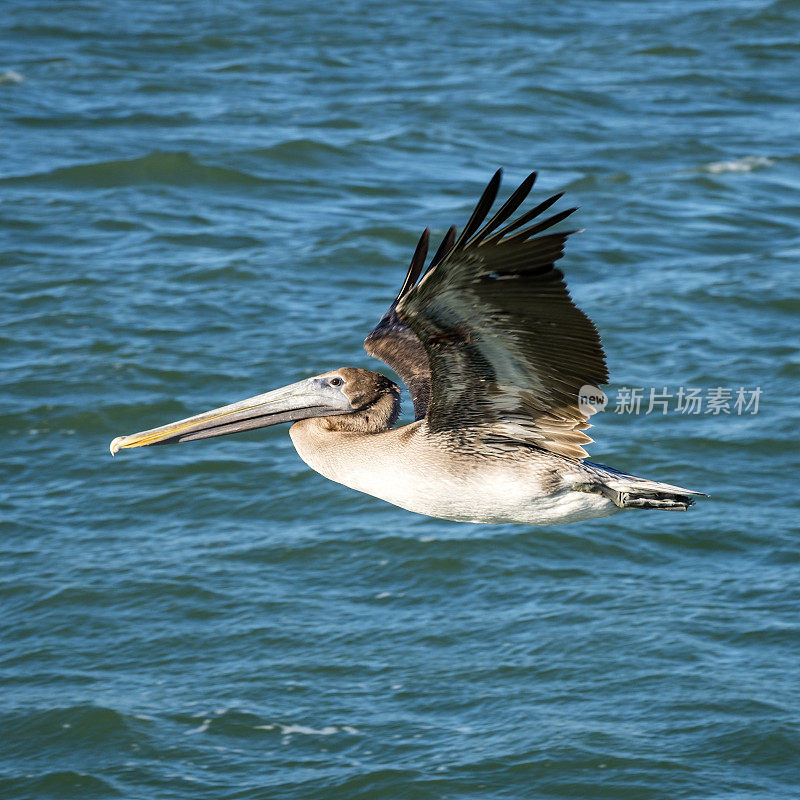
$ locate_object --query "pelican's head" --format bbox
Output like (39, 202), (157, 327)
(109, 367), (400, 455)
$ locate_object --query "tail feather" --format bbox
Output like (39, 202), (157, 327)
(577, 463), (707, 512)
(600, 486), (698, 511)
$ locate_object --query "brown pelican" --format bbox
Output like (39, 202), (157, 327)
(110, 170), (704, 525)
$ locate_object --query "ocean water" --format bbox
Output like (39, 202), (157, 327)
(2, 1), (800, 797)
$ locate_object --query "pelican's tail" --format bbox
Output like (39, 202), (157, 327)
(576, 462), (707, 511)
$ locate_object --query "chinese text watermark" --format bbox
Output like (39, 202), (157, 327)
(578, 385), (761, 416)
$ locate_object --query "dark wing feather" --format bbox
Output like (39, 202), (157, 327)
(429, 225), (457, 269)
(471, 170), (537, 244)
(396, 228), (429, 301)
(365, 170), (607, 458)
(452, 168), (501, 250)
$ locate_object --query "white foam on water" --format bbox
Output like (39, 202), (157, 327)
(255, 722), (359, 736)
(183, 718), (211, 735)
(282, 724), (338, 735)
(704, 155), (774, 174)
(0, 70), (24, 85)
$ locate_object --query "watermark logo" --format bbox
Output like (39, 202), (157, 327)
(578, 385), (609, 416)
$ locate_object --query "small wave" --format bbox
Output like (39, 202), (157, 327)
(1, 770), (120, 797)
(151, 232), (263, 249)
(12, 111), (198, 129)
(702, 156), (774, 174)
(2, 705), (134, 747)
(1, 151), (269, 189)
(634, 45), (702, 57)
(244, 139), (354, 167)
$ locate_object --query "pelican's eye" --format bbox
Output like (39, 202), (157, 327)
(329, 377), (344, 387)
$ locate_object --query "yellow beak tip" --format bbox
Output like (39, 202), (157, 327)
(109, 436), (126, 456)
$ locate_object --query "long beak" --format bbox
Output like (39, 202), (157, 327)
(110, 379), (347, 455)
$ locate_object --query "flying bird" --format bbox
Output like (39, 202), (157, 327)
(110, 170), (704, 525)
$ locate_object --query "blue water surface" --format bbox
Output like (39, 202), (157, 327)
(2, 1), (800, 798)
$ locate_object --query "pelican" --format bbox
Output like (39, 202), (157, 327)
(110, 170), (704, 525)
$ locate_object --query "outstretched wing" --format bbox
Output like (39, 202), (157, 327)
(364, 169), (608, 459)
